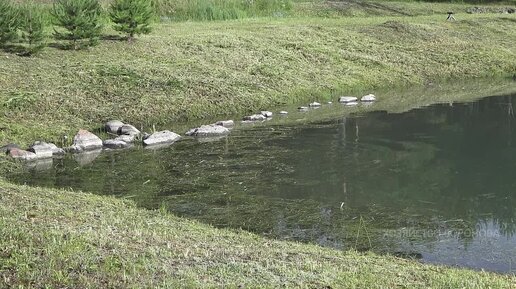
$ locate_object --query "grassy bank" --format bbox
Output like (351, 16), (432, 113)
(1, 2), (515, 146)
(0, 179), (515, 288)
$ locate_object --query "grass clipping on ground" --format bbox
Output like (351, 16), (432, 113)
(0, 180), (515, 288)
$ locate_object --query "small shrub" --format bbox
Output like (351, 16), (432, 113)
(110, 0), (154, 40)
(0, 0), (20, 46)
(51, 0), (103, 50)
(18, 4), (46, 56)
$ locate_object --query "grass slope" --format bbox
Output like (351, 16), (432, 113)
(1, 180), (515, 288)
(1, 8), (515, 146)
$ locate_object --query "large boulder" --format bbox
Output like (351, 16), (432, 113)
(339, 96), (358, 103)
(105, 120), (125, 134)
(186, 125), (230, 137)
(29, 141), (65, 156)
(118, 124), (140, 136)
(68, 130), (103, 153)
(143, 130), (181, 146)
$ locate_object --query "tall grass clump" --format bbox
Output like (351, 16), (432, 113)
(153, 0), (292, 21)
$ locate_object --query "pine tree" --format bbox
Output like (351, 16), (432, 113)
(51, 0), (103, 50)
(19, 4), (46, 56)
(109, 0), (153, 41)
(0, 0), (19, 46)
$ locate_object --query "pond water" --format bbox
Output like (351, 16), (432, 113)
(9, 82), (516, 273)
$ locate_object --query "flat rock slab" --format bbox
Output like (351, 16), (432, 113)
(279, 111), (289, 115)
(105, 120), (125, 134)
(103, 139), (132, 149)
(243, 114), (267, 122)
(186, 125), (230, 137)
(144, 130), (181, 146)
(68, 129), (103, 153)
(339, 96), (358, 103)
(115, 134), (137, 143)
(309, 102), (321, 107)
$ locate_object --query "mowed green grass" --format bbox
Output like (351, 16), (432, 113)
(1, 10), (515, 146)
(0, 179), (515, 288)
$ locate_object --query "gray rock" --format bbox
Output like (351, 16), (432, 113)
(186, 125), (230, 137)
(1, 143), (20, 154)
(243, 114), (266, 122)
(118, 124), (140, 136)
(339, 96), (358, 103)
(29, 141), (65, 156)
(309, 102), (321, 107)
(68, 129), (103, 153)
(27, 145), (53, 159)
(298, 106), (309, 111)
(261, 111), (273, 118)
(103, 139), (131, 149)
(144, 130), (181, 146)
(105, 120), (125, 134)
(215, 120), (235, 128)
(114, 134), (137, 143)
(279, 111), (289, 115)
(7, 148), (38, 161)
(346, 102), (359, 106)
(327, 101), (333, 104)
(361, 94), (376, 102)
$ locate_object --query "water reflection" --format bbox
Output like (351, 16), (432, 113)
(9, 91), (516, 273)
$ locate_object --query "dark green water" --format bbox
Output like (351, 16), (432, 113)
(9, 87), (516, 273)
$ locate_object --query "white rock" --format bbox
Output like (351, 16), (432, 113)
(346, 102), (359, 106)
(215, 120), (234, 128)
(105, 120), (124, 134)
(186, 125), (230, 137)
(103, 139), (131, 149)
(339, 96), (358, 103)
(361, 94), (376, 102)
(261, 111), (273, 118)
(144, 130), (181, 145)
(243, 114), (266, 121)
(309, 102), (321, 107)
(279, 111), (289, 115)
(327, 101), (333, 104)
(298, 106), (309, 111)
